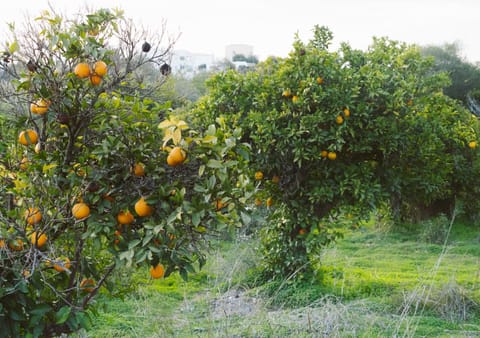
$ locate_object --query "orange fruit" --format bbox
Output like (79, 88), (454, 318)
(272, 175), (280, 184)
(25, 207), (42, 225)
(266, 197), (273, 207)
(343, 108), (351, 117)
(292, 95), (299, 104)
(167, 147), (187, 167)
(469, 141), (477, 149)
(31, 98), (49, 115)
(74, 62), (91, 78)
(150, 263), (165, 279)
(215, 199), (228, 211)
(53, 257), (71, 272)
(133, 163), (145, 176)
(30, 231), (47, 248)
(316, 76), (323, 84)
(255, 171), (264, 180)
(72, 202), (90, 220)
(254, 198), (262, 207)
(321, 150), (328, 158)
(135, 197), (154, 217)
(327, 152), (337, 160)
(299, 229), (307, 235)
(336, 115), (344, 125)
(18, 129), (38, 146)
(9, 239), (24, 251)
(282, 89), (291, 97)
(90, 74), (102, 86)
(80, 278), (95, 293)
(117, 210), (134, 225)
(93, 61), (108, 77)
(0, 239), (5, 248)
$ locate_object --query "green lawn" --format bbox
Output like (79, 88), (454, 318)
(81, 218), (480, 337)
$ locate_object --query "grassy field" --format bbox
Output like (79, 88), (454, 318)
(79, 215), (480, 337)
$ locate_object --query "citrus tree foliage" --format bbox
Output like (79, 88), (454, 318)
(0, 8), (250, 336)
(193, 26), (480, 279)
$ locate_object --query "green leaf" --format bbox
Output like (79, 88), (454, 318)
(55, 306), (71, 324)
(198, 164), (205, 177)
(9, 41), (18, 54)
(207, 159), (224, 169)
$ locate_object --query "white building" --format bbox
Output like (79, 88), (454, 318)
(171, 50), (215, 78)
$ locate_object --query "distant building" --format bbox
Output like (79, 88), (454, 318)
(171, 50), (215, 78)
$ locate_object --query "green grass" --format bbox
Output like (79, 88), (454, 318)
(79, 219), (480, 337)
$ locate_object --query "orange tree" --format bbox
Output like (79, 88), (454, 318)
(192, 26), (480, 279)
(0, 8), (251, 336)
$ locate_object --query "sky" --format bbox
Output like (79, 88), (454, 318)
(0, 0), (479, 63)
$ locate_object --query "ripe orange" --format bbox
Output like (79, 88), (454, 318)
(135, 197), (154, 217)
(90, 74), (102, 86)
(336, 115), (344, 125)
(93, 61), (108, 77)
(117, 210), (134, 225)
(469, 141), (477, 149)
(266, 197), (273, 207)
(167, 147), (187, 166)
(80, 278), (95, 293)
(271, 175), (280, 184)
(133, 163), (145, 176)
(30, 231), (47, 248)
(316, 76), (323, 84)
(53, 257), (71, 272)
(327, 152), (337, 160)
(282, 89), (291, 97)
(0, 239), (5, 248)
(72, 202), (90, 220)
(150, 263), (165, 279)
(255, 171), (264, 180)
(18, 129), (38, 146)
(31, 98), (50, 115)
(292, 95), (299, 104)
(254, 198), (262, 206)
(343, 108), (351, 118)
(299, 229), (307, 235)
(74, 62), (91, 78)
(320, 150), (328, 158)
(25, 207), (42, 225)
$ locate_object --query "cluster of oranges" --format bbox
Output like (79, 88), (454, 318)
(254, 171), (275, 208)
(74, 60), (108, 86)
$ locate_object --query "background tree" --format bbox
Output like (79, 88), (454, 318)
(193, 26), (480, 280)
(0, 7), (250, 336)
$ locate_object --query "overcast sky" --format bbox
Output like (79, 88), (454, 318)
(0, 0), (479, 62)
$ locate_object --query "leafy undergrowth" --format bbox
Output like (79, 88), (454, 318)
(79, 219), (480, 337)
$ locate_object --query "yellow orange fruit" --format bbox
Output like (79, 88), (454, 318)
(343, 108), (351, 117)
(271, 175), (280, 184)
(31, 98), (50, 115)
(93, 60), (108, 77)
(255, 171), (264, 180)
(469, 141), (477, 149)
(282, 89), (291, 97)
(25, 207), (42, 225)
(254, 198), (262, 207)
(321, 150), (328, 158)
(336, 115), (344, 125)
(167, 147), (186, 167)
(19, 157), (29, 170)
(133, 163), (145, 176)
(150, 263), (165, 279)
(292, 95), (299, 104)
(74, 62), (91, 78)
(80, 278), (95, 293)
(266, 197), (273, 207)
(18, 129), (38, 146)
(9, 239), (24, 251)
(0, 239), (5, 248)
(34, 143), (42, 154)
(117, 210), (134, 225)
(72, 202), (90, 220)
(90, 74), (102, 86)
(327, 152), (337, 160)
(30, 231), (47, 248)
(135, 197), (154, 217)
(316, 76), (323, 84)
(53, 257), (71, 272)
